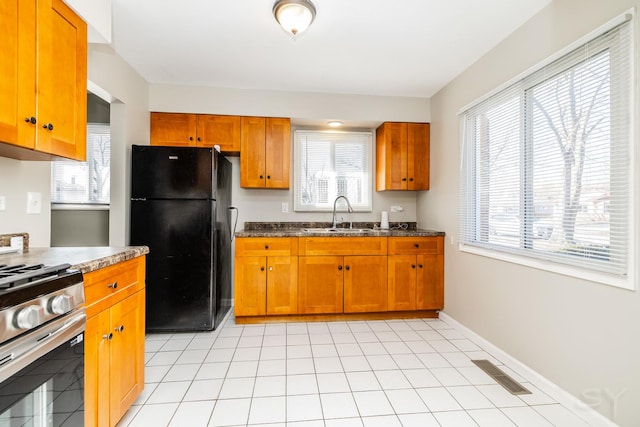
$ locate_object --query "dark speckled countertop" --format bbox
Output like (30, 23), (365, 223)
(0, 246), (149, 274)
(235, 222), (445, 238)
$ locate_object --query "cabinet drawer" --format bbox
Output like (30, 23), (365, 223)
(299, 237), (387, 256)
(84, 257), (143, 306)
(388, 236), (443, 255)
(235, 237), (298, 257)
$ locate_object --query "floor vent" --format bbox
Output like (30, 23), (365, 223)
(471, 359), (531, 395)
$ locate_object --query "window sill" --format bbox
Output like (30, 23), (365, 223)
(459, 243), (634, 291)
(51, 203), (110, 211)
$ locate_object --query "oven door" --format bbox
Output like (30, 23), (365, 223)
(0, 311), (86, 426)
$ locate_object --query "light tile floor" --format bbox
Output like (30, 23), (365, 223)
(117, 313), (592, 427)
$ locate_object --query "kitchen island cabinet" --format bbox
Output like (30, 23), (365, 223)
(84, 256), (146, 427)
(376, 122), (430, 191)
(0, 0), (87, 161)
(234, 237), (298, 316)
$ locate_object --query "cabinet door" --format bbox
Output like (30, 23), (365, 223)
(376, 122), (408, 190)
(343, 255), (387, 313)
(234, 256), (267, 316)
(387, 255), (417, 311)
(150, 112), (197, 146)
(407, 123), (430, 190)
(110, 290), (145, 425)
(197, 114), (241, 153)
(298, 256), (343, 314)
(36, 0), (87, 160)
(266, 256), (298, 315)
(0, 0), (36, 149)
(85, 310), (111, 427)
(240, 116), (266, 188)
(416, 254), (444, 310)
(264, 117), (290, 189)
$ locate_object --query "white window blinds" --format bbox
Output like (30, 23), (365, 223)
(459, 18), (633, 282)
(51, 123), (111, 205)
(294, 130), (372, 212)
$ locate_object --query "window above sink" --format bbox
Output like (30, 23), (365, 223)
(293, 130), (372, 212)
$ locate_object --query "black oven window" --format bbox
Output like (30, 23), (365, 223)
(0, 333), (84, 427)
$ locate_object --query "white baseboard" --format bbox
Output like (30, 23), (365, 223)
(438, 312), (618, 427)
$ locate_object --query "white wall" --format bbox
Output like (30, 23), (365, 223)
(150, 84), (431, 227)
(88, 44), (150, 246)
(0, 158), (51, 247)
(419, 0), (640, 425)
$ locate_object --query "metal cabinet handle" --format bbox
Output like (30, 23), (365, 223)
(42, 123), (53, 131)
(24, 117), (36, 124)
(409, 178), (414, 182)
(115, 325), (125, 333)
(108, 282), (118, 289)
(103, 332), (113, 340)
(419, 264), (423, 268)
(265, 245), (269, 249)
(402, 177), (407, 181)
(338, 265), (343, 271)
(345, 265), (350, 271)
(269, 266), (273, 271)
(267, 175), (271, 179)
(259, 175), (264, 179)
(260, 266), (265, 271)
(411, 264), (416, 269)
(189, 136), (193, 141)
(197, 137), (201, 141)
(414, 243), (419, 248)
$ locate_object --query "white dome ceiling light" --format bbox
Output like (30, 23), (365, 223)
(273, 0), (317, 37)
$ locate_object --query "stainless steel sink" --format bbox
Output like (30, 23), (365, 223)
(301, 228), (374, 234)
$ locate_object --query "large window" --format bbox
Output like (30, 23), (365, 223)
(51, 123), (111, 205)
(459, 19), (633, 287)
(294, 130), (372, 212)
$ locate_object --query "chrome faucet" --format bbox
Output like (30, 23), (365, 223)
(332, 195), (353, 228)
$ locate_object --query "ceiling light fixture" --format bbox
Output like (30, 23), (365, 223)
(273, 0), (316, 37)
(327, 121), (343, 127)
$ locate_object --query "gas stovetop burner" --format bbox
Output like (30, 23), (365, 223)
(0, 263), (72, 289)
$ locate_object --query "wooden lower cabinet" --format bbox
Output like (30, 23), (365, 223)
(235, 235), (443, 319)
(234, 255), (298, 316)
(84, 256), (146, 427)
(298, 255), (344, 314)
(234, 237), (298, 316)
(343, 256), (387, 313)
(388, 237), (444, 311)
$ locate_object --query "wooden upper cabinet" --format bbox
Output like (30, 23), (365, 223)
(197, 114), (241, 153)
(150, 112), (241, 154)
(376, 122), (430, 191)
(0, 0), (36, 150)
(0, 0), (86, 160)
(265, 117), (291, 188)
(150, 113), (197, 147)
(240, 117), (290, 189)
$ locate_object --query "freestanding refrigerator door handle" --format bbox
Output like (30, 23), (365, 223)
(228, 206), (239, 241)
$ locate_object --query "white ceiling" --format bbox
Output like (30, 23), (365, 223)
(111, 0), (551, 98)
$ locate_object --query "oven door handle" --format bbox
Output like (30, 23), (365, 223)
(0, 310), (86, 384)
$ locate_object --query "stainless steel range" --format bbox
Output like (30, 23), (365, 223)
(0, 263), (86, 426)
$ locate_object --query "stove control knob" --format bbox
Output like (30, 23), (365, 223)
(14, 306), (44, 330)
(49, 295), (74, 315)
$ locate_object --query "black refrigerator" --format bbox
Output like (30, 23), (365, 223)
(130, 145), (233, 332)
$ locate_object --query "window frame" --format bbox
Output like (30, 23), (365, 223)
(293, 129), (373, 212)
(458, 14), (636, 290)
